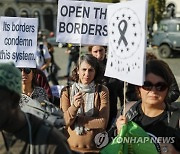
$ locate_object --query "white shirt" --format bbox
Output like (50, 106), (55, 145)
(36, 43), (51, 77)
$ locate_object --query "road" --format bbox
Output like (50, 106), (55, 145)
(53, 46), (180, 101)
(148, 48), (180, 88)
(53, 46), (88, 85)
(162, 57), (180, 88)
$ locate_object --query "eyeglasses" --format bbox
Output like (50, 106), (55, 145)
(142, 81), (168, 92)
(19, 68), (32, 74)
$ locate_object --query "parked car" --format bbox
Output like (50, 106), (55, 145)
(152, 18), (180, 58)
(47, 37), (67, 48)
(40, 29), (50, 37)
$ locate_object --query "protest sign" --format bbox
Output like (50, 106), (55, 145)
(56, 0), (109, 46)
(105, 0), (148, 86)
(0, 17), (38, 68)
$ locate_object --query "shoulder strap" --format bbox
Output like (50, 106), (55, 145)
(60, 85), (70, 110)
(116, 101), (138, 118)
(67, 85), (70, 99)
(168, 108), (180, 128)
(97, 84), (102, 92)
(35, 123), (52, 153)
(124, 101), (137, 115)
(107, 101), (139, 143)
(97, 84), (102, 107)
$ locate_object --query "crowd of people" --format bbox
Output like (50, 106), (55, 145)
(0, 30), (179, 154)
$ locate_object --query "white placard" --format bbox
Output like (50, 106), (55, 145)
(0, 17), (38, 68)
(56, 0), (109, 46)
(105, 0), (148, 86)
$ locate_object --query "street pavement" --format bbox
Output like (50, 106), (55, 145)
(53, 46), (88, 86)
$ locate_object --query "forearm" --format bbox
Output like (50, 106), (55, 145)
(41, 58), (51, 70)
(63, 105), (79, 127)
(77, 114), (108, 130)
(76, 86), (110, 130)
(60, 91), (79, 127)
(77, 92), (109, 130)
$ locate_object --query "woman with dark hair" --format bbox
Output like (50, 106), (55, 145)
(71, 54), (104, 84)
(116, 59), (180, 154)
(60, 54), (109, 154)
(18, 67), (49, 104)
(35, 68), (53, 102)
(126, 52), (180, 103)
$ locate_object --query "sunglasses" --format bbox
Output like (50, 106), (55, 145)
(19, 68), (32, 74)
(142, 81), (168, 92)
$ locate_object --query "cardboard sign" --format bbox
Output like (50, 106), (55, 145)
(0, 17), (38, 68)
(105, 0), (148, 86)
(56, 0), (109, 46)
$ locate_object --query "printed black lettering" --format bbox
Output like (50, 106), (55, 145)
(12, 52), (16, 60)
(11, 22), (35, 33)
(6, 51), (10, 59)
(76, 6), (82, 17)
(4, 36), (32, 46)
(69, 6), (75, 17)
(100, 8), (107, 19)
(13, 51), (35, 62)
(88, 24), (95, 35)
(3, 22), (10, 31)
(83, 7), (90, 18)
(102, 25), (108, 36)
(95, 24), (102, 36)
(74, 23), (81, 34)
(31, 25), (35, 33)
(18, 52), (22, 61)
(81, 23), (88, 34)
(66, 22), (73, 33)
(60, 5), (68, 16)
(12, 22), (16, 31)
(0, 50), (10, 59)
(93, 7), (100, 19)
(59, 22), (65, 32)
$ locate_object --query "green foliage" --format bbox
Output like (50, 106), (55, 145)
(148, 0), (166, 25)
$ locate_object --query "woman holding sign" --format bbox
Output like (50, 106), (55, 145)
(116, 59), (180, 154)
(60, 54), (109, 153)
(18, 67), (49, 104)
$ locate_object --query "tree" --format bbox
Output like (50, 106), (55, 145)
(147, 0), (166, 40)
(148, 0), (166, 25)
(94, 0), (166, 23)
